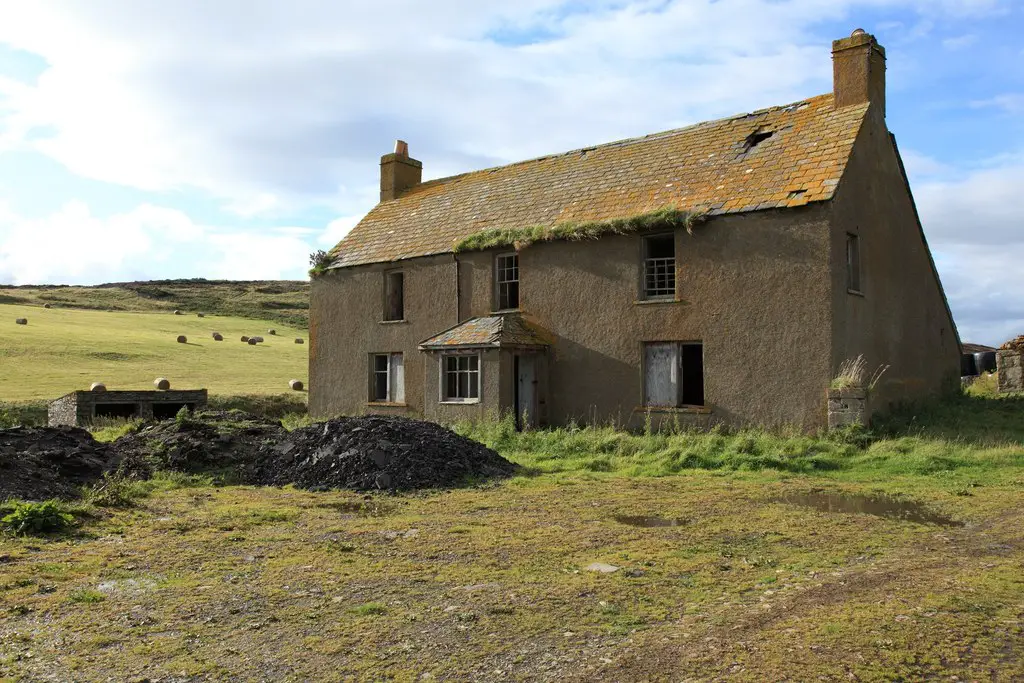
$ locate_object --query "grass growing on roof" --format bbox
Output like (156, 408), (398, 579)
(452, 207), (708, 252)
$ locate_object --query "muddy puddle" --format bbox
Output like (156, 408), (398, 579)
(614, 515), (688, 528)
(773, 491), (963, 527)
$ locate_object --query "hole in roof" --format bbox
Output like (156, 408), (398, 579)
(788, 189), (807, 199)
(743, 128), (775, 152)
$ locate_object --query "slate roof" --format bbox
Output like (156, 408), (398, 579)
(332, 93), (869, 268)
(419, 314), (552, 350)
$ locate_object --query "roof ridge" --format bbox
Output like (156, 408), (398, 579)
(406, 93), (833, 192)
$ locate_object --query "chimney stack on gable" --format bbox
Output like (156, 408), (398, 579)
(380, 139), (422, 202)
(832, 29), (886, 117)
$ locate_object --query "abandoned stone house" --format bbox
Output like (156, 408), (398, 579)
(309, 30), (960, 430)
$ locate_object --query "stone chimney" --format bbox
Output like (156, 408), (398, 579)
(832, 29), (886, 116)
(380, 139), (422, 202)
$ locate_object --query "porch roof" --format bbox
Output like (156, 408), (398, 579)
(418, 313), (552, 350)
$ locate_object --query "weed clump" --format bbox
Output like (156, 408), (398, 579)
(1, 500), (75, 536)
(453, 207), (708, 253)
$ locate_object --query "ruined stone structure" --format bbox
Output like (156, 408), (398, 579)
(996, 351), (1023, 394)
(48, 389), (208, 426)
(309, 30), (960, 430)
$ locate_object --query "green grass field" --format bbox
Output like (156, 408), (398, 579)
(0, 303), (308, 401)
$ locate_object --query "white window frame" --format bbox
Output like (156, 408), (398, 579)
(439, 352), (482, 404)
(370, 352), (404, 403)
(495, 252), (520, 311)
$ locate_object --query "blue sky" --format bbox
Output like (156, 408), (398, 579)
(0, 1), (1022, 345)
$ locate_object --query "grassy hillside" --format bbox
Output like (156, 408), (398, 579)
(0, 303), (308, 402)
(0, 279), (309, 327)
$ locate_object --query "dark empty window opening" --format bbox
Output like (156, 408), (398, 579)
(643, 341), (704, 407)
(643, 234), (676, 299)
(495, 253), (519, 310)
(370, 353), (404, 403)
(743, 128), (775, 152)
(846, 233), (861, 293)
(94, 403), (138, 420)
(152, 403), (194, 420)
(384, 271), (404, 321)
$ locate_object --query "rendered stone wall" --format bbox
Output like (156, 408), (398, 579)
(827, 388), (868, 429)
(996, 351), (1023, 394)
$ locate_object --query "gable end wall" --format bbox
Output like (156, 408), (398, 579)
(828, 105), (961, 410)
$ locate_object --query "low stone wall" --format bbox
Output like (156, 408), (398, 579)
(996, 351), (1023, 394)
(48, 389), (209, 426)
(827, 388), (868, 429)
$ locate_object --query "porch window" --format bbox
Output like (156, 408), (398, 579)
(643, 341), (704, 407)
(370, 353), (404, 403)
(642, 234), (675, 299)
(495, 253), (519, 310)
(442, 354), (480, 402)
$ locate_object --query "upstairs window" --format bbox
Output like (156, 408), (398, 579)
(495, 253), (519, 310)
(384, 271), (404, 321)
(442, 354), (480, 402)
(370, 353), (404, 403)
(643, 341), (704, 407)
(643, 234), (675, 299)
(846, 233), (861, 293)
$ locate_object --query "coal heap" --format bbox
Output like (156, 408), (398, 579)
(257, 415), (516, 491)
(0, 426), (118, 501)
(113, 411), (285, 480)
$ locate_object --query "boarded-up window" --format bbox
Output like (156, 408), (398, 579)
(384, 271), (404, 321)
(370, 353), (404, 402)
(846, 233), (861, 293)
(442, 354), (480, 402)
(643, 342), (704, 407)
(496, 253), (519, 310)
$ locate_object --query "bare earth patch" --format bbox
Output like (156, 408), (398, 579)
(0, 471), (1021, 681)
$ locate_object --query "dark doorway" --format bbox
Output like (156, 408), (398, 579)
(681, 343), (704, 406)
(94, 403), (139, 420)
(153, 402), (194, 419)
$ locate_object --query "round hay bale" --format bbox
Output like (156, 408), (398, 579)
(14, 318), (27, 325)
(174, 310), (182, 315)
(248, 338), (258, 346)
(212, 333), (224, 341)
(211, 331), (221, 338)
(197, 312), (205, 318)
(289, 379), (304, 391)
(294, 338), (304, 344)
(240, 336), (250, 342)
(90, 382), (106, 392)
(154, 377), (170, 390)
(251, 336), (264, 343)
(43, 303), (52, 309)
(176, 335), (187, 344)
(268, 329), (276, 335)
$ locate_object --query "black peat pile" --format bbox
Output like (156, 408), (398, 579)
(0, 426), (117, 501)
(113, 411), (285, 480)
(257, 415), (516, 491)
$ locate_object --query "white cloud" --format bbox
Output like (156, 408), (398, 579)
(942, 33), (978, 49)
(0, 0), (1005, 213)
(0, 202), (312, 285)
(970, 93), (1024, 113)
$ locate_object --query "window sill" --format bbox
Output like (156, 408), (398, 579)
(379, 319), (408, 325)
(847, 289), (864, 298)
(634, 298), (686, 306)
(439, 399), (482, 405)
(635, 405), (711, 415)
(489, 308), (521, 315)
(366, 401), (408, 408)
